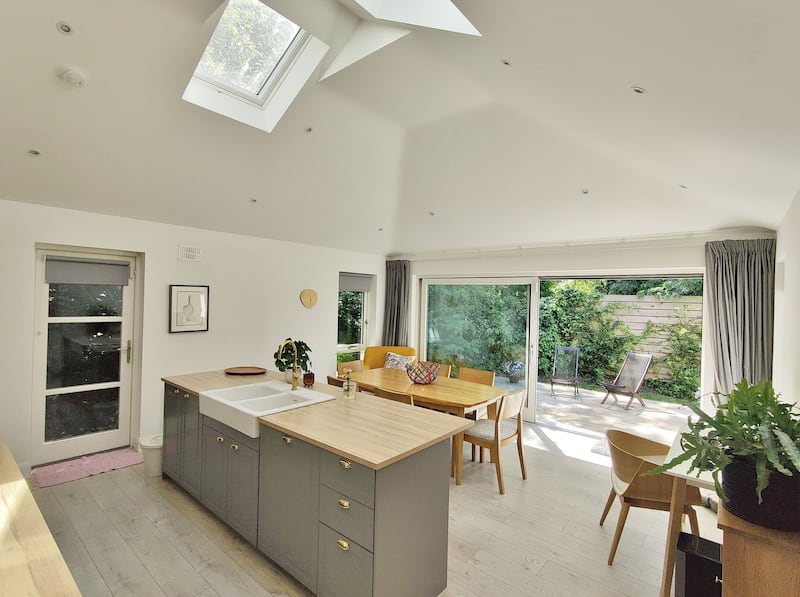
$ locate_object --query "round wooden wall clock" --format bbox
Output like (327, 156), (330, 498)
(300, 288), (318, 308)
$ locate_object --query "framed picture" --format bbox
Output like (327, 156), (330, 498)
(169, 285), (209, 333)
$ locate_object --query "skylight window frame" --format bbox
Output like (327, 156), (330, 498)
(193, 26), (312, 109)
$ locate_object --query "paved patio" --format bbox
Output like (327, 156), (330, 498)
(531, 381), (692, 445)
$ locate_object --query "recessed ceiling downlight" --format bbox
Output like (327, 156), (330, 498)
(500, 58), (512, 66)
(56, 21), (72, 34)
(27, 149), (41, 157)
(631, 86), (646, 94)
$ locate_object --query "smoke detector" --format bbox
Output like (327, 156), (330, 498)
(60, 69), (85, 87)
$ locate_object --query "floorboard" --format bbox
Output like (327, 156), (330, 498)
(31, 419), (721, 597)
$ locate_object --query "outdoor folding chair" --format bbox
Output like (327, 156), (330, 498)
(600, 352), (653, 409)
(550, 346), (580, 396)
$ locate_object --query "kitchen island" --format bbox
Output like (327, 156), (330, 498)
(162, 369), (471, 597)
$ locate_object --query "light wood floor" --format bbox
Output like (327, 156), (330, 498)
(31, 424), (720, 597)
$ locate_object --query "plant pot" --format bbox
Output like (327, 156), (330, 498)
(284, 369), (301, 384)
(303, 372), (315, 387)
(508, 374), (520, 383)
(722, 457), (800, 530)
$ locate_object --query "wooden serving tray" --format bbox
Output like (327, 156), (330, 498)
(224, 366), (267, 376)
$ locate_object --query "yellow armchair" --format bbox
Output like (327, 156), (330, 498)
(363, 346), (416, 369)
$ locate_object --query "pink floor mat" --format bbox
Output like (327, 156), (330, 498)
(30, 447), (143, 487)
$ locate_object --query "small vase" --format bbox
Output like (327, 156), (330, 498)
(342, 382), (356, 399)
(303, 372), (315, 388)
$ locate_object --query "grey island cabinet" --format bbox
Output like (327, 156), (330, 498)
(162, 383), (202, 498)
(202, 416), (260, 546)
(161, 370), (472, 597)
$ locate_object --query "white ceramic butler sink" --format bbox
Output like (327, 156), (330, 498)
(199, 379), (334, 438)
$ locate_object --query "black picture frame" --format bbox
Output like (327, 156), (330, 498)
(169, 285), (209, 332)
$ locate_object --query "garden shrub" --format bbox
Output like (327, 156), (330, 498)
(538, 281), (637, 384)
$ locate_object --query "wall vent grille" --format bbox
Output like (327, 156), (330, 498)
(178, 245), (201, 261)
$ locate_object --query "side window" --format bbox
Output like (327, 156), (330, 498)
(338, 273), (371, 362)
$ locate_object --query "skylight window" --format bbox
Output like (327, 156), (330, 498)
(183, 0), (328, 132)
(194, 0), (305, 104)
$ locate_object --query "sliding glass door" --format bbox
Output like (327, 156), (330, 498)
(420, 277), (538, 419)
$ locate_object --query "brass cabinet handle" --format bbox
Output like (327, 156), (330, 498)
(336, 538), (350, 551)
(216, 436), (225, 443)
(231, 444), (239, 452)
(337, 498), (351, 510)
(183, 393), (191, 399)
(173, 388), (180, 394)
(338, 458), (352, 470)
(282, 435), (293, 444)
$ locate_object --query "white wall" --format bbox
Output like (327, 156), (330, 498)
(0, 199), (385, 470)
(774, 191), (800, 402)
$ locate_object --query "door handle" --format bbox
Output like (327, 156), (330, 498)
(115, 340), (132, 363)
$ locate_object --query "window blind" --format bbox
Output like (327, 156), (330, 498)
(45, 256), (130, 286)
(339, 272), (371, 292)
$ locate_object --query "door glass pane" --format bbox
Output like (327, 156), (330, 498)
(426, 283), (530, 389)
(47, 322), (121, 389)
(338, 290), (364, 344)
(48, 283), (122, 316)
(45, 388), (119, 441)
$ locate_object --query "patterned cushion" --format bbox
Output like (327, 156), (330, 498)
(406, 361), (440, 384)
(384, 351), (415, 370)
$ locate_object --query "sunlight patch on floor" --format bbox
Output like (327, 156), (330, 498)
(523, 424), (611, 468)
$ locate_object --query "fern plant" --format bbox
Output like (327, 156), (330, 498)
(650, 379), (800, 503)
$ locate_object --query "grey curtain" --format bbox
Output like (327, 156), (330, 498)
(382, 260), (410, 345)
(705, 239), (775, 396)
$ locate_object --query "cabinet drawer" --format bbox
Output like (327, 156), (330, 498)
(320, 451), (375, 509)
(203, 416), (260, 452)
(318, 522), (373, 597)
(319, 485), (374, 552)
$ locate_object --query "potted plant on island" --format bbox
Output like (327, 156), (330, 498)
(650, 378), (800, 530)
(273, 338), (312, 385)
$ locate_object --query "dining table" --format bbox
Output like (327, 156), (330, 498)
(655, 429), (716, 597)
(347, 367), (507, 485)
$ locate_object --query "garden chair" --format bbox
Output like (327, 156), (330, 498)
(600, 352), (653, 409)
(550, 346), (580, 397)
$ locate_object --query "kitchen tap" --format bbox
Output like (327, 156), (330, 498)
(277, 339), (299, 390)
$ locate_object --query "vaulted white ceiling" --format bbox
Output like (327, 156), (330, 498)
(2, 0), (798, 257)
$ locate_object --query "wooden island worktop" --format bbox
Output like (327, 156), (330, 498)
(161, 369), (472, 470)
(0, 441), (80, 596)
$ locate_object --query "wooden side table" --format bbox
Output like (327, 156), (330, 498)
(717, 505), (800, 596)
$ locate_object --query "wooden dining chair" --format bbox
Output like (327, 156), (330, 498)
(436, 363), (452, 378)
(459, 366), (495, 386)
(373, 386), (414, 406)
(336, 360), (363, 376)
(600, 428), (702, 565)
(459, 366), (496, 459)
(462, 388), (527, 495)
